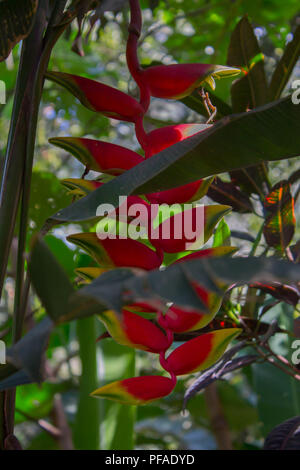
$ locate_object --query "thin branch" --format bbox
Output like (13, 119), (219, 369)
(204, 383), (232, 450)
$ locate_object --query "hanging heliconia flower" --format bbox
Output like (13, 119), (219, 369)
(49, 0), (241, 405)
(49, 137), (144, 174)
(141, 63), (240, 99)
(45, 71), (144, 122)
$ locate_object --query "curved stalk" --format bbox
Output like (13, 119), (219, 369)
(127, 0), (150, 113)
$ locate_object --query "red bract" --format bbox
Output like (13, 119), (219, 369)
(174, 246), (237, 264)
(149, 205), (231, 253)
(142, 63), (240, 99)
(46, 71), (144, 122)
(144, 123), (208, 158)
(164, 328), (242, 376)
(49, 137), (144, 174)
(162, 305), (215, 333)
(144, 123), (212, 203)
(91, 375), (176, 405)
(67, 233), (163, 270)
(147, 178), (213, 205)
(98, 307), (170, 353)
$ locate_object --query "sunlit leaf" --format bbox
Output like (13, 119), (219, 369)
(269, 24), (300, 100)
(227, 15), (267, 111)
(263, 180), (295, 251)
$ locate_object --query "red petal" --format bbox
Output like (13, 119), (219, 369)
(67, 233), (163, 270)
(145, 123), (206, 158)
(102, 238), (163, 270)
(174, 246), (237, 264)
(165, 328), (241, 376)
(124, 375), (175, 402)
(142, 64), (213, 99)
(117, 195), (158, 226)
(147, 179), (212, 205)
(142, 64), (240, 99)
(46, 71), (144, 122)
(91, 375), (176, 404)
(149, 206), (204, 253)
(163, 305), (213, 333)
(50, 137), (143, 174)
(122, 308), (170, 352)
(149, 205), (231, 253)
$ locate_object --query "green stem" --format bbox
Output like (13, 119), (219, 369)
(109, 349), (136, 450)
(74, 317), (100, 449)
(0, 3), (49, 448)
(249, 221), (264, 256)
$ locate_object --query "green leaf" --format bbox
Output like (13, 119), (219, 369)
(269, 24), (300, 101)
(0, 0), (38, 62)
(227, 15), (267, 111)
(44, 235), (77, 280)
(253, 304), (300, 436)
(29, 237), (75, 323)
(253, 361), (300, 436)
(6, 317), (53, 383)
(78, 257), (300, 314)
(15, 383), (55, 423)
(0, 370), (32, 391)
(213, 219), (231, 247)
(29, 237), (105, 324)
(49, 96), (300, 224)
(28, 171), (71, 234)
(263, 181), (296, 251)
